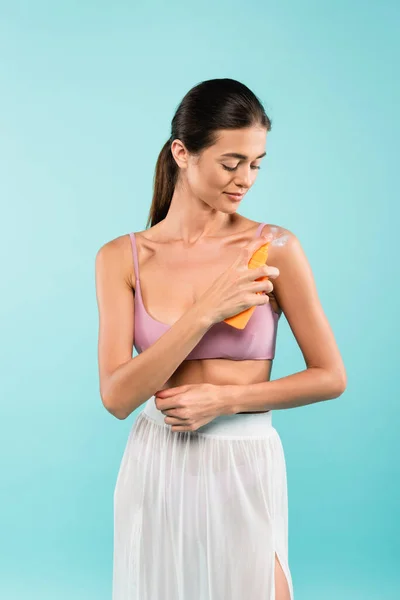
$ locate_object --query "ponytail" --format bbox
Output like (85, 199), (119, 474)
(146, 139), (178, 229)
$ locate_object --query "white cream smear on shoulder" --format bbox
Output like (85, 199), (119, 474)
(263, 229), (290, 248)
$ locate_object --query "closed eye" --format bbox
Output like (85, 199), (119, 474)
(222, 165), (261, 172)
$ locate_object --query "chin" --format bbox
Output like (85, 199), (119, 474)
(222, 205), (239, 214)
(223, 196), (241, 209)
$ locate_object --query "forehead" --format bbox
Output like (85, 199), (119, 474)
(211, 127), (267, 158)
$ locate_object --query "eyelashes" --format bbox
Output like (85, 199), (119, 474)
(222, 165), (261, 172)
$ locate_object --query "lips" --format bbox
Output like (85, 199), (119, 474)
(224, 192), (245, 199)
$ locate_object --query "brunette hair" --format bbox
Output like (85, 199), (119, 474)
(146, 78), (272, 228)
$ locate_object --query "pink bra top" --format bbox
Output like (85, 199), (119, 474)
(130, 222), (280, 361)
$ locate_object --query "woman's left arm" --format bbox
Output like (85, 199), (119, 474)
(221, 228), (347, 414)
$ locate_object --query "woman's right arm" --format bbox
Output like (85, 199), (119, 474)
(95, 236), (214, 420)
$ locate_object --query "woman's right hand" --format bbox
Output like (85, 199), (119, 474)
(196, 234), (280, 325)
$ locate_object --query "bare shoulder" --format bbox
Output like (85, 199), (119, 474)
(259, 223), (294, 250)
(95, 233), (136, 289)
(259, 224), (313, 278)
(259, 223), (313, 298)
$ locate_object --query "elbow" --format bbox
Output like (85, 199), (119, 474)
(104, 400), (128, 420)
(101, 390), (129, 420)
(330, 370), (347, 398)
(108, 405), (128, 420)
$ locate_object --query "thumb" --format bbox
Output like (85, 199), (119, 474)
(246, 232), (274, 254)
(236, 232), (273, 265)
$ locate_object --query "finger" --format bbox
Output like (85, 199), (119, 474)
(252, 233), (274, 250)
(242, 237), (273, 266)
(236, 234), (270, 262)
(161, 408), (188, 418)
(245, 238), (272, 259)
(155, 386), (189, 410)
(254, 279), (272, 292)
(262, 266), (279, 278)
(248, 265), (277, 284)
(157, 398), (184, 413)
(253, 292), (271, 305)
(164, 415), (191, 425)
(252, 279), (274, 294)
(155, 391), (184, 411)
(155, 385), (187, 398)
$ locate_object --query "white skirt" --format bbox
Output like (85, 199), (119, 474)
(112, 395), (294, 600)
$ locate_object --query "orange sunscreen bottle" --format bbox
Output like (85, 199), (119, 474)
(224, 242), (270, 329)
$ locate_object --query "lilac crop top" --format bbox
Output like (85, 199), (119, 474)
(130, 222), (280, 361)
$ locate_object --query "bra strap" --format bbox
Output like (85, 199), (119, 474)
(255, 222), (267, 237)
(129, 232), (140, 281)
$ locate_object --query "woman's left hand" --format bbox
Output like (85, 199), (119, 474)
(154, 383), (226, 432)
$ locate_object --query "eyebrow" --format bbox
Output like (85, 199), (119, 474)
(220, 151), (267, 160)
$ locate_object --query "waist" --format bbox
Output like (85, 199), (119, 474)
(142, 396), (274, 439)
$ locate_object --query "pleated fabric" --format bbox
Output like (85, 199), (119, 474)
(112, 396), (294, 600)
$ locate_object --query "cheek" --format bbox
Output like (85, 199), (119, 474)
(205, 167), (230, 190)
(188, 164), (230, 194)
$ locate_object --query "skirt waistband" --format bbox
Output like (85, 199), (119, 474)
(142, 396), (274, 439)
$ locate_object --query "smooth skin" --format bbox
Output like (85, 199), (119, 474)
(96, 125), (345, 599)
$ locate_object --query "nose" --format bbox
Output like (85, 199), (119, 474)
(234, 166), (253, 190)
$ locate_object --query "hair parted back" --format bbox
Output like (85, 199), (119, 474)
(146, 78), (272, 229)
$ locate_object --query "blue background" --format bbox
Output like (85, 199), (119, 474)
(1, 1), (399, 598)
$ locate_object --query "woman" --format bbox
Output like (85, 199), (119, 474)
(95, 78), (347, 599)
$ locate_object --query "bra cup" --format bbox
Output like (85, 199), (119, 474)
(134, 302), (278, 360)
